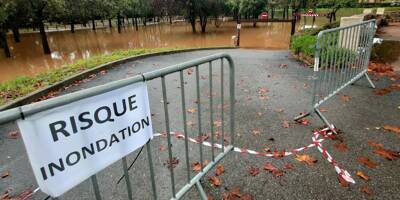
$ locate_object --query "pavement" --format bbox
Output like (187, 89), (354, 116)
(0, 49), (399, 200)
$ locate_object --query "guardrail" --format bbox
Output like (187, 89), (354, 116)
(0, 53), (236, 200)
(295, 20), (377, 133)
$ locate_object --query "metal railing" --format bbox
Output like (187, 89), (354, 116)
(295, 20), (376, 132)
(0, 53), (235, 200)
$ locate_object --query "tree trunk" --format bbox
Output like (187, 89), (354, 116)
(11, 26), (20, 43)
(0, 30), (11, 58)
(117, 17), (122, 33)
(92, 19), (96, 30)
(190, 16), (196, 33)
(71, 23), (75, 33)
(135, 17), (138, 31)
(38, 20), (51, 54)
(169, 16), (172, 24)
(108, 19), (112, 28)
(143, 18), (147, 26)
(200, 16), (207, 33)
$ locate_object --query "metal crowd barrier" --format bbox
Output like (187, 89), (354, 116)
(295, 20), (376, 132)
(0, 53), (235, 200)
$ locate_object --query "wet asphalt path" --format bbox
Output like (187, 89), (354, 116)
(0, 49), (399, 200)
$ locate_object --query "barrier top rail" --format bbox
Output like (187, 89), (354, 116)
(316, 19), (376, 36)
(0, 53), (234, 125)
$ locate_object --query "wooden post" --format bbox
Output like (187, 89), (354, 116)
(291, 19), (296, 35)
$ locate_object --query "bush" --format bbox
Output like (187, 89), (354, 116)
(290, 35), (317, 57)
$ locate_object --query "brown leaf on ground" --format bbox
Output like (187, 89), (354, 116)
(6, 131), (19, 139)
(334, 142), (348, 152)
(282, 120), (290, 128)
(0, 171), (10, 179)
(360, 185), (373, 196)
(263, 162), (284, 177)
(257, 86), (269, 94)
(230, 187), (242, 198)
(213, 120), (222, 128)
(164, 157), (179, 169)
(186, 121), (195, 128)
(197, 134), (209, 142)
(296, 119), (310, 126)
(357, 156), (377, 168)
(159, 144), (166, 151)
(251, 129), (261, 136)
(248, 166), (260, 176)
(222, 192), (235, 200)
(373, 148), (399, 160)
(191, 160), (209, 172)
(187, 108), (197, 113)
(275, 108), (284, 113)
(283, 163), (295, 170)
(356, 171), (370, 181)
(383, 125), (400, 134)
(340, 94), (352, 102)
(374, 88), (392, 96)
(207, 195), (214, 200)
(319, 108), (328, 112)
(295, 154), (317, 166)
(391, 83), (400, 89)
(367, 140), (384, 149)
(209, 176), (221, 187)
(257, 112), (263, 117)
(215, 164), (225, 176)
(241, 194), (254, 200)
(338, 175), (349, 188)
(263, 147), (271, 153)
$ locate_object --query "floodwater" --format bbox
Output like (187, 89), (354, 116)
(0, 22), (293, 82)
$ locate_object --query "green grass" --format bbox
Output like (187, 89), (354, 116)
(0, 48), (186, 106)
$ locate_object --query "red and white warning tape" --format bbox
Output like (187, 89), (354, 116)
(154, 127), (355, 184)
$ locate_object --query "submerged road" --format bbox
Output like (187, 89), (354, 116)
(0, 49), (399, 199)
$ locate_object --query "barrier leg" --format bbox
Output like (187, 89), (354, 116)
(294, 111), (312, 121)
(195, 181), (207, 200)
(315, 108), (338, 135)
(363, 73), (376, 89)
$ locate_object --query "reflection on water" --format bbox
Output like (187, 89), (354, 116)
(0, 22), (292, 82)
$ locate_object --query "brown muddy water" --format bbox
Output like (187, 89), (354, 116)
(0, 22), (293, 82)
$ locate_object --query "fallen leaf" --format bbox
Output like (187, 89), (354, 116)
(391, 83), (400, 89)
(338, 175), (349, 188)
(283, 163), (294, 170)
(383, 125), (400, 134)
(248, 166), (260, 176)
(257, 112), (263, 117)
(159, 144), (166, 151)
(209, 176), (221, 187)
(191, 160), (209, 172)
(215, 164), (225, 176)
(334, 142), (347, 152)
(360, 185), (373, 196)
(230, 187), (242, 198)
(295, 154), (317, 166)
(207, 195), (214, 200)
(213, 120), (222, 127)
(6, 131), (19, 139)
(282, 120), (290, 128)
(0, 171), (10, 179)
(367, 140), (384, 149)
(357, 156), (377, 168)
(296, 119), (310, 126)
(275, 108), (284, 113)
(263, 162), (284, 177)
(164, 157), (179, 169)
(279, 64), (288, 68)
(241, 194), (254, 200)
(251, 129), (261, 136)
(373, 148), (399, 160)
(187, 121), (195, 128)
(257, 86), (269, 94)
(320, 108), (328, 112)
(187, 108), (197, 113)
(373, 88), (392, 96)
(340, 95), (352, 102)
(263, 147), (271, 153)
(356, 171), (370, 181)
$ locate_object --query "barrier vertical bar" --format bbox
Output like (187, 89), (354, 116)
(209, 61), (215, 161)
(91, 175), (102, 200)
(179, 70), (191, 183)
(229, 58), (235, 146)
(338, 28), (349, 87)
(121, 157), (133, 200)
(311, 33), (321, 107)
(195, 65), (204, 171)
(220, 58), (225, 152)
(325, 32), (333, 96)
(340, 27), (351, 86)
(328, 31), (337, 96)
(161, 76), (176, 197)
(146, 142), (157, 200)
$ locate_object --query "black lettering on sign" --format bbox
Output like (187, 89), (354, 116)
(94, 106), (115, 123)
(49, 121), (70, 142)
